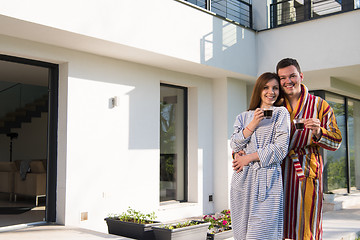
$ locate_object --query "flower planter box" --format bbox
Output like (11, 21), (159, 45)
(323, 193), (335, 203)
(105, 217), (161, 240)
(203, 210), (232, 240)
(152, 221), (210, 240)
(207, 229), (233, 240)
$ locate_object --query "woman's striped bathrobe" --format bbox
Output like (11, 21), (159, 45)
(230, 106), (290, 240)
(283, 84), (342, 240)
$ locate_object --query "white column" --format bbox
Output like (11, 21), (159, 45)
(213, 77), (248, 213)
(213, 77), (228, 213)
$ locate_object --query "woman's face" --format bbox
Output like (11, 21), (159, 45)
(260, 78), (279, 108)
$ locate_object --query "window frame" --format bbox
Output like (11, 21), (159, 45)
(160, 83), (188, 202)
(311, 90), (359, 194)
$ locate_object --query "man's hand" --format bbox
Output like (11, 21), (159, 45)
(304, 118), (322, 139)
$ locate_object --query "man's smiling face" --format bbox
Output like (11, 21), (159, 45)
(278, 65), (303, 97)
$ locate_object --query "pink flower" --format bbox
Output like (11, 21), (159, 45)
(222, 220), (228, 225)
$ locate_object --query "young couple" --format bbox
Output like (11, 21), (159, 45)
(230, 58), (342, 240)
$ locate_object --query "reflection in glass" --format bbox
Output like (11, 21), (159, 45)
(348, 99), (360, 192)
(160, 85), (186, 202)
(323, 93), (347, 193)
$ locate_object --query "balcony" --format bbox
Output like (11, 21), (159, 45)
(270, 0), (359, 27)
(183, 0), (253, 28)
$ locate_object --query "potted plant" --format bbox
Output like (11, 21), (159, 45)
(152, 220), (211, 240)
(204, 210), (233, 240)
(105, 207), (161, 240)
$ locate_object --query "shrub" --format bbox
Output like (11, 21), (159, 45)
(108, 207), (157, 224)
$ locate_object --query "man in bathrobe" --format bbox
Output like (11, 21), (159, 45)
(276, 58), (342, 240)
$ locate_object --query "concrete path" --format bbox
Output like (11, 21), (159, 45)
(1, 194), (359, 240)
(0, 224), (132, 240)
(322, 204), (360, 240)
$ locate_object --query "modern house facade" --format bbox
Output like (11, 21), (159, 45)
(0, 0), (359, 234)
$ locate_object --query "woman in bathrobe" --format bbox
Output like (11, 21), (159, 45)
(230, 72), (290, 240)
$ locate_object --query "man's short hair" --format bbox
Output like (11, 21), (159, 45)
(276, 58), (301, 74)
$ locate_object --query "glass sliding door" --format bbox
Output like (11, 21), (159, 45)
(160, 84), (187, 202)
(311, 90), (359, 194)
(323, 93), (347, 193)
(348, 98), (360, 192)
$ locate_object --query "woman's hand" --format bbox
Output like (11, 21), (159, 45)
(232, 151), (260, 172)
(248, 108), (264, 130)
(232, 152), (251, 173)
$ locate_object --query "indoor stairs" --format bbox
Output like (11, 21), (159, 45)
(0, 94), (48, 134)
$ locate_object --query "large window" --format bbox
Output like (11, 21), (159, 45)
(323, 93), (347, 193)
(160, 84), (187, 202)
(270, 0), (358, 28)
(311, 90), (360, 194)
(348, 99), (360, 193)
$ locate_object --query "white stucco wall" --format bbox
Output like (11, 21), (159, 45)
(226, 78), (248, 204)
(212, 78), (227, 213)
(63, 55), (217, 231)
(252, 0), (273, 30)
(0, 0), (259, 232)
(0, 32), (252, 232)
(212, 77), (249, 213)
(256, 10), (360, 78)
(0, 0), (258, 78)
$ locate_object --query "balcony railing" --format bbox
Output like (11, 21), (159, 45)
(184, 0), (253, 28)
(270, 0), (359, 27)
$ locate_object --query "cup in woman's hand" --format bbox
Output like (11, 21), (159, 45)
(293, 118), (305, 131)
(262, 107), (273, 119)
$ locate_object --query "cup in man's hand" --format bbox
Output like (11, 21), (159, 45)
(293, 118), (305, 131)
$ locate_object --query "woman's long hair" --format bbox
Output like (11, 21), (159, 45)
(248, 72), (284, 111)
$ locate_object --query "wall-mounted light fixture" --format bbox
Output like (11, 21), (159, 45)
(109, 96), (118, 109)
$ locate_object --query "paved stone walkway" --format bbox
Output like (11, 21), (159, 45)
(1, 193), (359, 240)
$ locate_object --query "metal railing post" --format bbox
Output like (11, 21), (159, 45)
(206, 0), (211, 11)
(342, 0), (354, 11)
(304, 0), (312, 20)
(270, 3), (278, 28)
